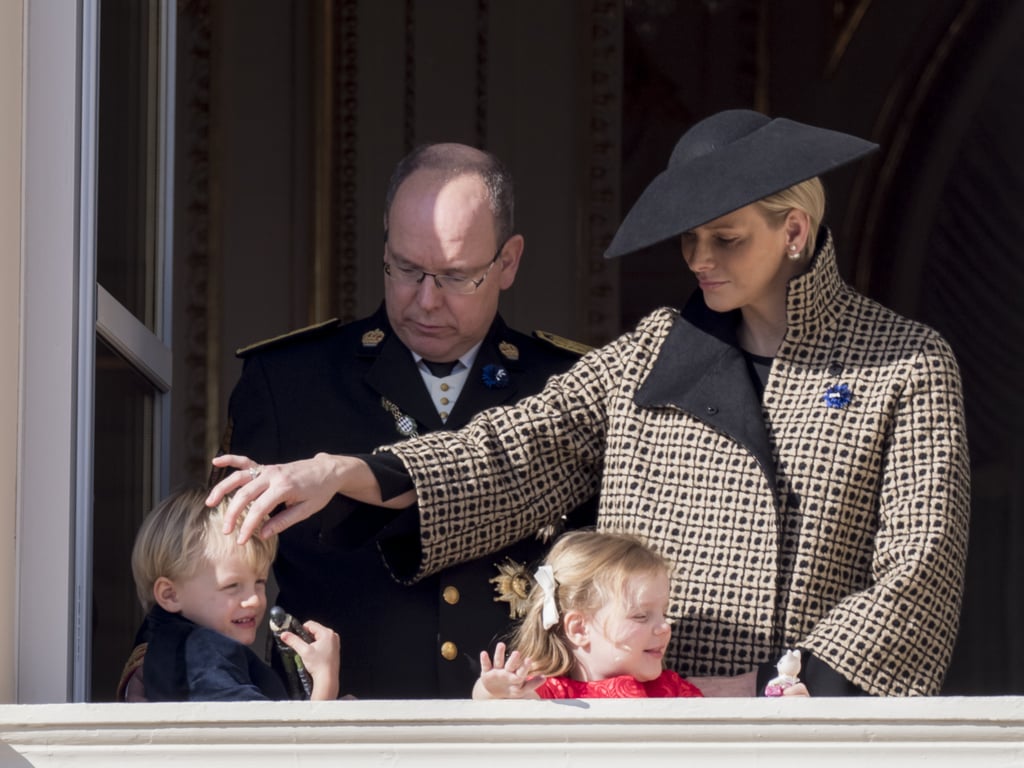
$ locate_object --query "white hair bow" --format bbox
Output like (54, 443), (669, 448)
(534, 564), (559, 630)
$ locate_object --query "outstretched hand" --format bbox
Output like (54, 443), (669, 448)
(207, 452), (417, 544)
(473, 642), (543, 700)
(206, 453), (347, 543)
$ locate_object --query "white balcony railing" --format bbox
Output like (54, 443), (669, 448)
(1, 697), (1023, 766)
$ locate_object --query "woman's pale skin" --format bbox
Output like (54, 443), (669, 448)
(206, 202), (815, 698)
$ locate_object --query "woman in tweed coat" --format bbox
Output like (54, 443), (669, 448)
(210, 111), (970, 697)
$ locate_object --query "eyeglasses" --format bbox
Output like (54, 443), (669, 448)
(382, 241), (505, 296)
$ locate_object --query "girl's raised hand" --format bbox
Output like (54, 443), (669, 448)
(473, 642), (543, 700)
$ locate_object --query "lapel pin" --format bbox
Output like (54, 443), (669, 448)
(482, 364), (509, 389)
(822, 382), (852, 409)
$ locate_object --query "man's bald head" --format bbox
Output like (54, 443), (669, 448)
(384, 143), (516, 246)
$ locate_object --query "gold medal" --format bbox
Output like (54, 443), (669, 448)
(489, 559), (533, 619)
(381, 397), (418, 438)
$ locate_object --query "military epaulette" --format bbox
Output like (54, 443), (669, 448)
(533, 329), (593, 357)
(235, 318), (340, 358)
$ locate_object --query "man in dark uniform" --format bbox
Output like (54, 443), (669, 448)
(223, 143), (593, 698)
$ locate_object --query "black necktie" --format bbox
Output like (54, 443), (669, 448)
(422, 359), (458, 378)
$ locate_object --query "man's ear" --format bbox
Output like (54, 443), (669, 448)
(153, 576), (181, 613)
(496, 234), (524, 290)
(563, 610), (589, 648)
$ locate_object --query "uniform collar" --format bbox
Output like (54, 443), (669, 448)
(412, 339), (482, 378)
(362, 310), (524, 432)
(445, 316), (524, 428)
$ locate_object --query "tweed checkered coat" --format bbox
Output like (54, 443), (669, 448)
(381, 231), (970, 696)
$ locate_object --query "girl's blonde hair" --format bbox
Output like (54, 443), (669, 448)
(130, 487), (278, 610)
(512, 531), (669, 677)
(756, 176), (826, 260)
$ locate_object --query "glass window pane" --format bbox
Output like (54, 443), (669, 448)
(90, 336), (156, 701)
(96, 0), (158, 330)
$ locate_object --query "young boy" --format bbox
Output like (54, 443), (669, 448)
(119, 487), (340, 701)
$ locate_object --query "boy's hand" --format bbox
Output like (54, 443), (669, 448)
(281, 619), (341, 700)
(473, 642), (543, 700)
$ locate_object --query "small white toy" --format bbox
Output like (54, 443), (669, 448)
(764, 649), (802, 696)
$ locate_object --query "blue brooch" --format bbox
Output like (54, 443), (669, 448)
(482, 364), (509, 389)
(822, 382), (852, 409)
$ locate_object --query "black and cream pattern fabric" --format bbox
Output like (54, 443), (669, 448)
(380, 230), (970, 696)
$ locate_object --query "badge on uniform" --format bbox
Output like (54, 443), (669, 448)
(498, 341), (519, 361)
(489, 559), (533, 619)
(361, 328), (385, 348)
(381, 396), (418, 438)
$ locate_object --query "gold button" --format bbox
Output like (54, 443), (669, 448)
(441, 641), (458, 661)
(442, 585), (460, 605)
(440, 383), (450, 392)
(440, 397), (450, 406)
(439, 410), (449, 420)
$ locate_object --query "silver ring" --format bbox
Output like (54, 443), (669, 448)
(248, 465), (262, 481)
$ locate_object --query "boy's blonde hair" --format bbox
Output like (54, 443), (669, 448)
(512, 531), (669, 677)
(131, 487), (278, 610)
(756, 176), (826, 260)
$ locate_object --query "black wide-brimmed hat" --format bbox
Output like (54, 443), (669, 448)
(604, 109), (878, 258)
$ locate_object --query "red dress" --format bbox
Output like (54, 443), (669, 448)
(535, 669), (703, 699)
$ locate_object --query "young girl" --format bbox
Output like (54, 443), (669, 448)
(119, 487), (340, 702)
(473, 531), (703, 699)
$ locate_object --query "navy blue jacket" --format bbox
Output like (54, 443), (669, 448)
(226, 305), (594, 698)
(135, 606), (288, 702)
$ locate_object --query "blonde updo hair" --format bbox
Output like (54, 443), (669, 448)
(512, 531), (670, 677)
(756, 176), (826, 260)
(130, 487), (278, 610)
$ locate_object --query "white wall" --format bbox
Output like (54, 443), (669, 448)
(0, 0), (24, 706)
(18, 0), (84, 703)
(1, 698), (1022, 766)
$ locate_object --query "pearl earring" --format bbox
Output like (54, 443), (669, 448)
(787, 244), (801, 261)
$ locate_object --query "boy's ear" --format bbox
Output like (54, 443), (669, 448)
(153, 576), (181, 613)
(563, 610), (589, 648)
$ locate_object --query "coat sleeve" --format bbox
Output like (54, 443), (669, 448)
(378, 337), (624, 582)
(801, 336), (971, 696)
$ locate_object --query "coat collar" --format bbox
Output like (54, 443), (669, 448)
(781, 228), (850, 338)
(633, 228), (843, 484)
(635, 299), (776, 482)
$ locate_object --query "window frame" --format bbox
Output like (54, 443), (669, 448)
(19, 0), (175, 703)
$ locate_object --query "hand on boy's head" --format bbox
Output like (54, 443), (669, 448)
(206, 454), (338, 544)
(280, 619), (341, 701)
